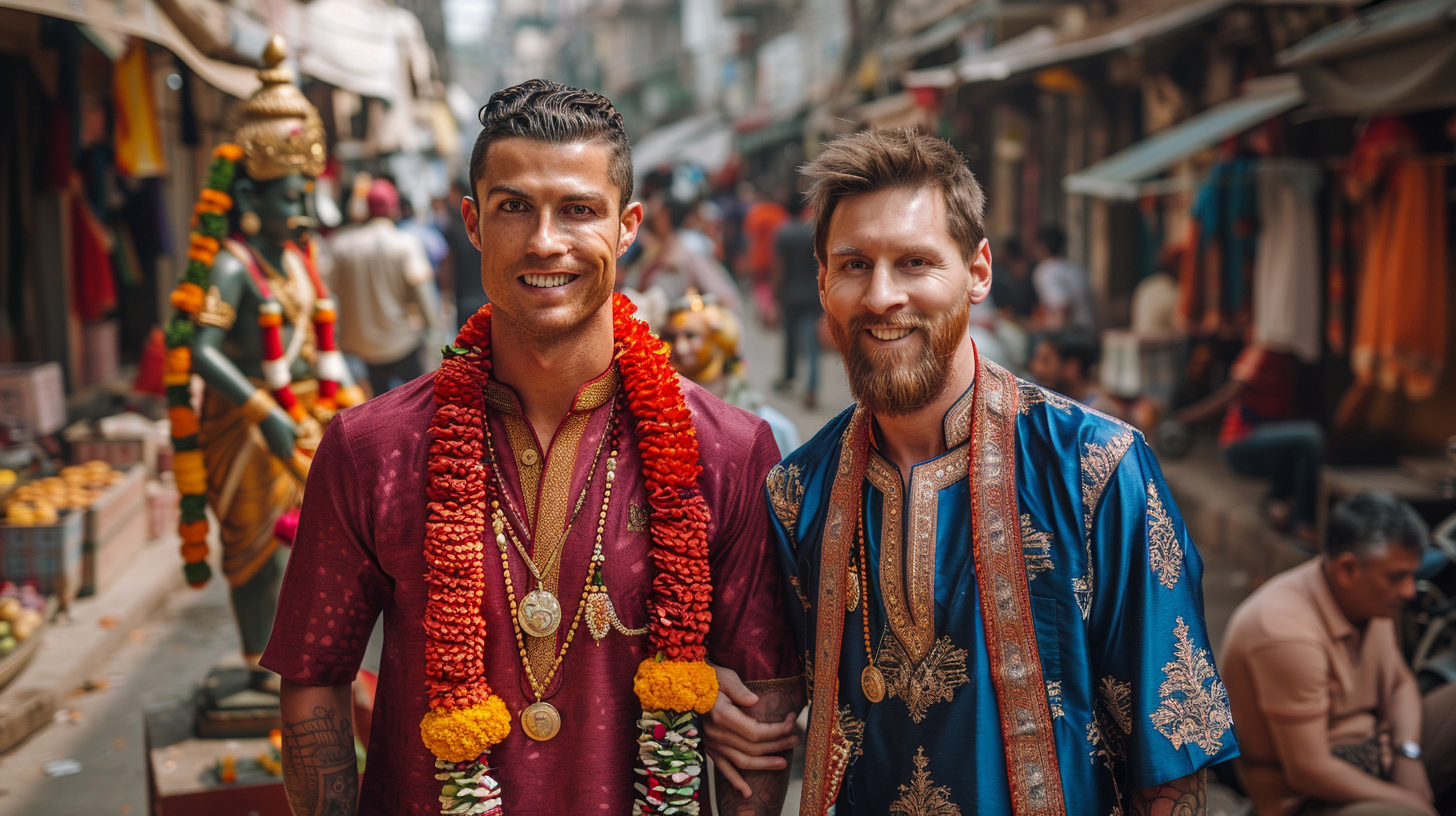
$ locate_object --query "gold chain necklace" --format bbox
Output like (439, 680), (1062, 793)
(249, 246), (304, 326)
(483, 392), (616, 638)
(857, 511), (887, 702)
(488, 400), (626, 742)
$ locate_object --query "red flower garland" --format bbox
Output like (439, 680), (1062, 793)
(421, 293), (713, 812)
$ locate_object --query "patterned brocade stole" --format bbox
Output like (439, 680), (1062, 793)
(800, 358), (1066, 816)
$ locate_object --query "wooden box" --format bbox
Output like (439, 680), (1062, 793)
(0, 511), (83, 602)
(0, 362), (65, 437)
(80, 466), (150, 596)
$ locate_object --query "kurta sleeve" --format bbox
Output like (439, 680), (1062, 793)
(260, 409), (391, 686)
(704, 422), (801, 683)
(1087, 436), (1239, 792)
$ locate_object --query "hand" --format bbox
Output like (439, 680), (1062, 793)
(1391, 756), (1435, 809)
(259, 409), (299, 461)
(702, 665), (800, 798)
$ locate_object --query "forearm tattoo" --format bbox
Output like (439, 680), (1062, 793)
(1128, 769), (1207, 816)
(282, 705), (358, 816)
(715, 686), (804, 816)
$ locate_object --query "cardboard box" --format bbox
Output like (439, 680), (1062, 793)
(0, 363), (65, 437)
(0, 511), (83, 602)
(80, 466), (150, 596)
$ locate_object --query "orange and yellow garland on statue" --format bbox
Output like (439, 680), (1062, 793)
(422, 293), (717, 815)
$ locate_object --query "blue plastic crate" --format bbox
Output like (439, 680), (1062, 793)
(0, 511), (84, 602)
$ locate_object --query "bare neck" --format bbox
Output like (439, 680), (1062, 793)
(873, 338), (978, 481)
(490, 305), (615, 446)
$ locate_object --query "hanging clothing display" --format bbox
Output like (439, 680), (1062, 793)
(1178, 156), (1258, 336)
(112, 39), (167, 178)
(70, 181), (117, 322)
(1349, 158), (1447, 400)
(1252, 159), (1322, 363)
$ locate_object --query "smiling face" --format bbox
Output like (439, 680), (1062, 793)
(819, 185), (991, 417)
(462, 137), (642, 344)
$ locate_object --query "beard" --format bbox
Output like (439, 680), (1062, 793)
(828, 297), (970, 417)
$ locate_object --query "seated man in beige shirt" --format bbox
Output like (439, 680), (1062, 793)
(1222, 491), (1456, 816)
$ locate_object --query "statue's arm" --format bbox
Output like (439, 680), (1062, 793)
(191, 254), (298, 459)
(191, 253), (261, 405)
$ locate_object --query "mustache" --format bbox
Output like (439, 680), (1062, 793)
(846, 314), (930, 335)
(287, 215), (318, 230)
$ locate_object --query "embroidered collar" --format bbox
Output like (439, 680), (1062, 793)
(482, 363), (620, 416)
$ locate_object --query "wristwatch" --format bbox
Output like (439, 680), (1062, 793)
(1397, 740), (1422, 760)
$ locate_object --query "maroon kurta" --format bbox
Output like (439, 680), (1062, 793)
(261, 368), (798, 814)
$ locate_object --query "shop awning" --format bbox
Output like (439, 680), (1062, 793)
(1277, 0), (1456, 115)
(1063, 74), (1304, 200)
(905, 0), (1232, 89)
(0, 0), (259, 97)
(633, 113), (736, 179)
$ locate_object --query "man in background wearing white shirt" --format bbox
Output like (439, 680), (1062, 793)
(1031, 223), (1096, 332)
(329, 178), (443, 395)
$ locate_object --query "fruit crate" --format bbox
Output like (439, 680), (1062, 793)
(0, 511), (84, 603)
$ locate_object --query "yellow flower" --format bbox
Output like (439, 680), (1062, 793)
(419, 696), (511, 762)
(633, 658), (718, 714)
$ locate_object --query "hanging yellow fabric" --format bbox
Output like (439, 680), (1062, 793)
(113, 38), (167, 178)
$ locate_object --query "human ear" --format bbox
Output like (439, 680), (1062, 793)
(968, 238), (993, 305)
(617, 201), (644, 258)
(461, 195), (483, 251)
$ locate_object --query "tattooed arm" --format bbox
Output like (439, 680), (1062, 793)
(703, 670), (806, 816)
(280, 680), (359, 816)
(1128, 770), (1206, 816)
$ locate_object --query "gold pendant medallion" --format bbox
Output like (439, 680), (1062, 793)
(521, 701), (561, 741)
(519, 589), (562, 638)
(585, 586), (612, 643)
(861, 665), (886, 703)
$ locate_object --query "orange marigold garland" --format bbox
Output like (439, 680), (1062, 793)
(423, 293), (717, 815)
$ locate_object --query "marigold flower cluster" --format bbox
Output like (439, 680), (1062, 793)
(166, 144), (239, 588)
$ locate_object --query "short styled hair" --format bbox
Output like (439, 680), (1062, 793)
(468, 79), (634, 211)
(1326, 490), (1429, 558)
(1039, 328), (1100, 377)
(800, 128), (985, 264)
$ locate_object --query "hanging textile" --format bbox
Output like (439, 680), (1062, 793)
(1178, 156), (1258, 336)
(113, 39), (167, 178)
(70, 180), (117, 321)
(1349, 159), (1447, 400)
(1252, 159), (1322, 362)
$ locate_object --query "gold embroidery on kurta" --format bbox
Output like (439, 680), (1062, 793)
(1146, 482), (1182, 589)
(766, 463), (805, 547)
(1099, 676), (1133, 737)
(867, 446), (968, 667)
(627, 502), (649, 531)
(1046, 680), (1065, 719)
(1017, 381), (1074, 415)
(825, 705), (865, 805)
(789, 575), (811, 611)
(890, 747), (962, 816)
(1021, 514), (1054, 579)
(878, 634), (969, 723)
(1074, 431), (1137, 620)
(1150, 616), (1233, 755)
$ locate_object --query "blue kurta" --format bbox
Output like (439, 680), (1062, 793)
(767, 374), (1238, 815)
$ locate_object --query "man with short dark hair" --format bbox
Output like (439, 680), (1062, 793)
(767, 128), (1235, 816)
(264, 79), (802, 816)
(1028, 328), (1124, 418)
(1031, 224), (1095, 331)
(1222, 491), (1456, 816)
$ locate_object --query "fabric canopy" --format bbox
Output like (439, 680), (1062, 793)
(904, 0), (1232, 89)
(1277, 0), (1456, 115)
(1063, 75), (1305, 200)
(0, 0), (259, 97)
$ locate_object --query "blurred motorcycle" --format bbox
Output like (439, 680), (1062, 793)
(1406, 510), (1456, 693)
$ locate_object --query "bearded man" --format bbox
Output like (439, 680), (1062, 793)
(262, 80), (802, 816)
(764, 129), (1238, 816)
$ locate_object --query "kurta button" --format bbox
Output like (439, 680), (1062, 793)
(520, 448), (539, 467)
